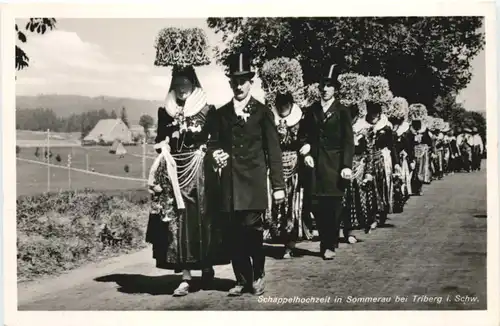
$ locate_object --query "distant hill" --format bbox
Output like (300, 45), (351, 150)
(16, 94), (164, 124)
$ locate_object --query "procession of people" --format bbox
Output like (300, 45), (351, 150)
(144, 27), (485, 298)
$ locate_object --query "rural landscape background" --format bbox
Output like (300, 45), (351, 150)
(15, 18), (487, 311)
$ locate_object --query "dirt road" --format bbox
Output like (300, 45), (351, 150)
(18, 163), (487, 310)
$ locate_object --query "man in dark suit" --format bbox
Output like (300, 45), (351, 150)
(207, 52), (285, 296)
(298, 64), (354, 260)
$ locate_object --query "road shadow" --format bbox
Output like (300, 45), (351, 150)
(377, 223), (396, 229)
(94, 274), (234, 295)
(339, 236), (365, 244)
(263, 244), (321, 259)
(473, 214), (487, 219)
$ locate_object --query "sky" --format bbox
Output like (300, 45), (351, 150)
(15, 18), (485, 111)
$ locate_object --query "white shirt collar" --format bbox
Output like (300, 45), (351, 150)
(233, 94), (252, 114)
(321, 97), (335, 112)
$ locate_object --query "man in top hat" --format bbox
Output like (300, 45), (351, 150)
(207, 51), (285, 296)
(460, 127), (473, 172)
(455, 127), (464, 172)
(471, 126), (484, 171)
(297, 63), (354, 260)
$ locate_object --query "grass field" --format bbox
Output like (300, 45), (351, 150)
(17, 130), (82, 141)
(16, 144), (161, 197)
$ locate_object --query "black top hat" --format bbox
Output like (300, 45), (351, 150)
(322, 64), (341, 81)
(320, 63), (341, 87)
(226, 52), (256, 78)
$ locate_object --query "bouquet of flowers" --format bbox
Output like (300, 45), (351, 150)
(260, 57), (305, 109)
(337, 73), (368, 107)
(154, 27), (211, 67)
(386, 97), (409, 120)
(408, 103), (428, 122)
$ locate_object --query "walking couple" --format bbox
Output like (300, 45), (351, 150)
(146, 50), (354, 297)
(145, 52), (286, 297)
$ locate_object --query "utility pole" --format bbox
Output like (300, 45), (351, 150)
(47, 129), (50, 193)
(67, 153), (72, 190)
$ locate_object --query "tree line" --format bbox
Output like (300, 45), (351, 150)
(16, 106), (158, 141)
(207, 17), (485, 115)
(207, 17), (486, 142)
(16, 107), (130, 137)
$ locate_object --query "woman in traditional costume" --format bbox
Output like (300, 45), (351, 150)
(433, 118), (446, 180)
(352, 100), (398, 231)
(339, 73), (369, 238)
(409, 104), (433, 195)
(460, 127), (474, 172)
(442, 122), (453, 175)
(145, 28), (229, 297)
(260, 58), (313, 259)
(343, 101), (372, 235)
(387, 97), (414, 213)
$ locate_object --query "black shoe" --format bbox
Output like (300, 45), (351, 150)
(201, 267), (215, 289)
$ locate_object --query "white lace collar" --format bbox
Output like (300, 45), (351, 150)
(411, 124), (427, 134)
(164, 87), (207, 118)
(354, 113), (392, 133)
(272, 103), (302, 127)
(395, 121), (410, 137)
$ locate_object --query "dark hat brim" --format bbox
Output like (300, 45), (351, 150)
(320, 75), (340, 84)
(226, 71), (256, 78)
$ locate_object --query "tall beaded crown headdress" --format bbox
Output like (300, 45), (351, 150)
(303, 83), (321, 107)
(387, 97), (409, 120)
(154, 27), (211, 68)
(442, 121), (451, 132)
(365, 76), (394, 116)
(431, 117), (445, 130)
(338, 73), (368, 115)
(259, 57), (305, 109)
(408, 103), (428, 122)
(423, 115), (435, 130)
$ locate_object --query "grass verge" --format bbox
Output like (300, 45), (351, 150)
(17, 188), (150, 282)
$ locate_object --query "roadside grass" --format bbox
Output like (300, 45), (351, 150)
(17, 189), (151, 282)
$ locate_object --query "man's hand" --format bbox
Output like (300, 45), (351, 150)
(394, 164), (402, 175)
(213, 149), (229, 169)
(273, 190), (285, 205)
(299, 144), (311, 156)
(410, 161), (416, 170)
(304, 155), (314, 168)
(341, 168), (352, 180)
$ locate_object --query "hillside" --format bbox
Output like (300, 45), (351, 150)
(16, 95), (164, 124)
